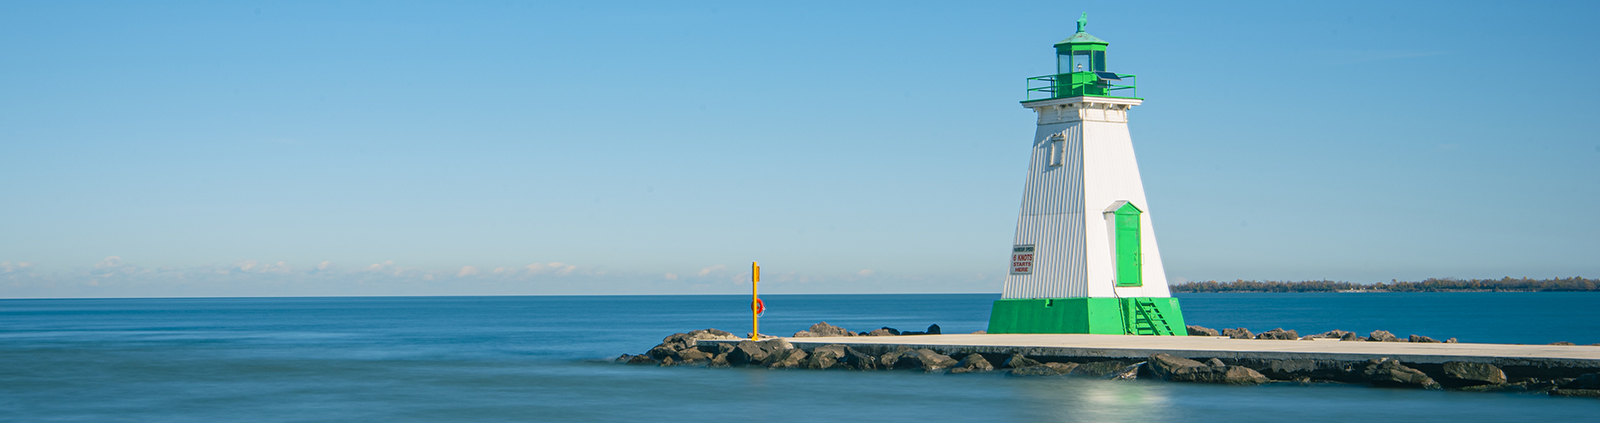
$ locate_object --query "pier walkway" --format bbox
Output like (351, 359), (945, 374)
(703, 334), (1600, 369)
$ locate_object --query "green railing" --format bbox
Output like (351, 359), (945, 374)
(1025, 72), (1138, 101)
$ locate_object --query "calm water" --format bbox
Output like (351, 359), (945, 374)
(3, 293), (1597, 422)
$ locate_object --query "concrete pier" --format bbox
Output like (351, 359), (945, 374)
(699, 334), (1600, 374)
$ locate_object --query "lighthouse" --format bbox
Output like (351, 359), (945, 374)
(987, 14), (1187, 335)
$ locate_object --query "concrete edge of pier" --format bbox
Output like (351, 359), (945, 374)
(698, 334), (1600, 373)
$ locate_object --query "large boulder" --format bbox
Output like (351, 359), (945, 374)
(1217, 366), (1271, 385)
(1071, 361), (1131, 378)
(675, 348), (713, 364)
(843, 346), (878, 370)
(1367, 330), (1401, 342)
(708, 353), (730, 368)
(765, 348), (808, 369)
(1146, 354), (1206, 378)
(804, 344), (848, 369)
(863, 327), (901, 336)
(1044, 362), (1079, 373)
(726, 339), (790, 366)
(1361, 358), (1440, 389)
(1002, 354), (1043, 369)
(878, 346), (916, 368)
(659, 333), (694, 351)
(1409, 335), (1441, 343)
(894, 349), (959, 372)
(647, 344), (679, 360)
(1255, 328), (1299, 340)
(1186, 325), (1220, 337)
(1439, 361), (1506, 387)
(1222, 328), (1253, 339)
(793, 322), (856, 338)
(1147, 354), (1268, 385)
(949, 354), (995, 374)
(725, 341), (768, 366)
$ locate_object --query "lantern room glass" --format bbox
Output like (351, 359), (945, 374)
(1057, 50), (1104, 74)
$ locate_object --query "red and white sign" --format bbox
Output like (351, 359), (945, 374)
(1010, 244), (1035, 275)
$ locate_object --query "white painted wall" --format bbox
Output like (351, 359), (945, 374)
(1001, 97), (1170, 299)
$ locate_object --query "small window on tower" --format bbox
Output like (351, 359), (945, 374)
(1049, 140), (1063, 167)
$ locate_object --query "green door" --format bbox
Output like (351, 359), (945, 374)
(1114, 202), (1142, 287)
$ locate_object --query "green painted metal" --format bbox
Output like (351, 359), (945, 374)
(1024, 12), (1140, 101)
(1055, 13), (1108, 50)
(1114, 202), (1142, 287)
(1122, 297), (1184, 335)
(987, 298), (1125, 334)
(1025, 73), (1137, 101)
(988, 297), (1186, 335)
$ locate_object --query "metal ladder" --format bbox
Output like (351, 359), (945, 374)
(1127, 299), (1170, 336)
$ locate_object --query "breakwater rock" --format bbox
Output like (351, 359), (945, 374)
(616, 322), (1600, 398)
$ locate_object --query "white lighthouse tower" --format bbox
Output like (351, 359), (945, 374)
(987, 14), (1187, 335)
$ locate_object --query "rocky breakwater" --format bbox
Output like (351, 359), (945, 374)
(616, 322), (1600, 398)
(1183, 324), (1600, 396)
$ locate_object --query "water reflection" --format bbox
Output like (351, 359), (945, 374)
(1018, 378), (1173, 423)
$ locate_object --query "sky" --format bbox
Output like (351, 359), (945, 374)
(1, 1), (1597, 298)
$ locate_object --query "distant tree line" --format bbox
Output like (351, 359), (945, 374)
(1171, 277), (1600, 293)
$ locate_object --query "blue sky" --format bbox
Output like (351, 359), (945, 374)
(2, 1), (1597, 297)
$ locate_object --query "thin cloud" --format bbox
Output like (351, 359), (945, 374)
(0, 261), (34, 273)
(0, 257), (998, 298)
(698, 265), (726, 276)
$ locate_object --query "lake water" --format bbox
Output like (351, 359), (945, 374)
(3, 293), (1598, 422)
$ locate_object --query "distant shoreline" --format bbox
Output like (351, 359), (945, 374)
(1172, 277), (1599, 293)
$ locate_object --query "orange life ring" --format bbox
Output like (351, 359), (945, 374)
(752, 298), (765, 315)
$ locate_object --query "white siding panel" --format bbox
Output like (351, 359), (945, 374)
(1002, 99), (1170, 300)
(1003, 123), (1086, 299)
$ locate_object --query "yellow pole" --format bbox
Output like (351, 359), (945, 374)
(751, 261), (760, 340)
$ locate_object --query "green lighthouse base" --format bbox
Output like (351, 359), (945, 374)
(987, 297), (1187, 335)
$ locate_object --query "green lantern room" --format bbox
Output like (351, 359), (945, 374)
(1027, 13), (1138, 101)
